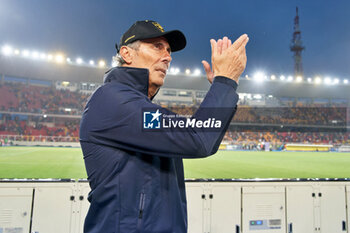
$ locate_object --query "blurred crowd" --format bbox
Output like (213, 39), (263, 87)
(0, 82), (88, 115)
(169, 105), (347, 126)
(0, 116), (79, 142)
(0, 82), (348, 125)
(0, 82), (349, 146)
(223, 131), (350, 149)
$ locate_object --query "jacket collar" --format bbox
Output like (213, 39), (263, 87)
(103, 66), (159, 100)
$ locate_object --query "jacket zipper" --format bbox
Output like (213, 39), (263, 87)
(138, 192), (145, 219)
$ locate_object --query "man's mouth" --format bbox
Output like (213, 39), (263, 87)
(156, 69), (167, 75)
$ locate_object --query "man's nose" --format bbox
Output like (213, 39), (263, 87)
(162, 50), (172, 64)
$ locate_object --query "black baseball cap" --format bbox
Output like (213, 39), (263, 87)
(116, 20), (186, 52)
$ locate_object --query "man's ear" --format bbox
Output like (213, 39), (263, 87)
(119, 46), (133, 64)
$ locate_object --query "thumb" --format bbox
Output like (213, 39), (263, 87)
(202, 60), (211, 74)
(202, 60), (214, 84)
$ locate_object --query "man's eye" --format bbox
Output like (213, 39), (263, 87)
(154, 43), (163, 49)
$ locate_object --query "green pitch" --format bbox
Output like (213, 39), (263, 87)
(1, 146), (350, 179)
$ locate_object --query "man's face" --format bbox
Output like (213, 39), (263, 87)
(130, 37), (172, 89)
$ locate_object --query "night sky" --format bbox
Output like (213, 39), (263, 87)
(1, 0), (349, 79)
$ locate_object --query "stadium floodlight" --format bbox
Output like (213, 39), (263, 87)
(40, 53), (46, 59)
(1, 45), (13, 56)
(22, 50), (30, 57)
(169, 67), (175, 74)
(43, 114), (47, 118)
(270, 75), (276, 80)
(333, 78), (339, 85)
(98, 60), (106, 67)
(64, 108), (72, 112)
(193, 69), (201, 76)
(280, 75), (285, 81)
(307, 77), (312, 83)
(89, 60), (95, 65)
(344, 79), (349, 84)
(253, 71), (264, 82)
(55, 54), (64, 63)
(31, 51), (39, 59)
(324, 77), (332, 85)
(296, 76), (303, 83)
(76, 57), (83, 64)
(287, 76), (293, 82)
(185, 69), (191, 75)
(62, 81), (70, 86)
(253, 94), (262, 99)
(14, 49), (20, 55)
(268, 95), (273, 98)
(314, 76), (322, 84)
(47, 54), (53, 61)
(168, 67), (180, 74)
(66, 58), (72, 63)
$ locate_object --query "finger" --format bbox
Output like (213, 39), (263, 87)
(202, 60), (214, 83)
(237, 37), (249, 54)
(217, 39), (223, 55)
(210, 39), (217, 56)
(222, 36), (228, 52)
(238, 45), (247, 57)
(231, 34), (248, 50)
(234, 37), (249, 58)
(201, 60), (212, 75)
(228, 39), (232, 47)
(242, 36), (249, 47)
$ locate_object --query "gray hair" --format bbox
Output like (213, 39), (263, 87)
(112, 40), (141, 66)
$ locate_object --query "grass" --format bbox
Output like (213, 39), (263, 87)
(183, 151), (350, 179)
(0, 147), (350, 179)
(0, 147), (87, 179)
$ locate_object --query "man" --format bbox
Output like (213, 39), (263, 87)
(80, 20), (248, 233)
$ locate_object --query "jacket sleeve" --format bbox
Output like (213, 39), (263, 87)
(79, 76), (238, 158)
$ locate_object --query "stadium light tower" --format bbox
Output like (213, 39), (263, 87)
(290, 7), (305, 79)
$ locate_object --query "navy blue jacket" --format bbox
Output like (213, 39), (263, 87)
(79, 67), (239, 233)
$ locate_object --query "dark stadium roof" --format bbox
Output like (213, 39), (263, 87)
(163, 74), (210, 90)
(0, 55), (105, 83)
(1, 55), (350, 100)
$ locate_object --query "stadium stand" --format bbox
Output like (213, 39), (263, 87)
(0, 82), (87, 115)
(0, 54), (349, 149)
(0, 79), (348, 150)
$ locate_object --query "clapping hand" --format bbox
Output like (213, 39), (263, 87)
(202, 34), (249, 84)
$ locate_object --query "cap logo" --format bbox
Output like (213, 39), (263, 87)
(124, 35), (136, 44)
(152, 22), (164, 32)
